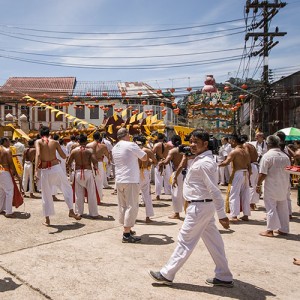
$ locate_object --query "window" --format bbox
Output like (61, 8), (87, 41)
(76, 106), (85, 119)
(37, 107), (46, 122)
(90, 105), (99, 119)
(54, 106), (63, 121)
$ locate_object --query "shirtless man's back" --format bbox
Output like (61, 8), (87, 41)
(152, 133), (173, 200)
(219, 135), (251, 222)
(86, 131), (109, 201)
(35, 126), (81, 226)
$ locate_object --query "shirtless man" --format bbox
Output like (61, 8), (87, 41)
(219, 135), (251, 222)
(241, 135), (259, 210)
(35, 126), (81, 226)
(136, 135), (157, 223)
(0, 137), (20, 217)
(22, 139), (38, 198)
(86, 131), (110, 202)
(159, 135), (184, 219)
(152, 133), (173, 200)
(68, 134), (100, 218)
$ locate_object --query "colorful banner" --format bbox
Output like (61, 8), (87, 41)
(174, 126), (194, 145)
(10, 146), (23, 176)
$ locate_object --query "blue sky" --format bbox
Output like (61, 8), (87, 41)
(0, 0), (299, 89)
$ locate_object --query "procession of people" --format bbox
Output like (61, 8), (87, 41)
(1, 126), (300, 287)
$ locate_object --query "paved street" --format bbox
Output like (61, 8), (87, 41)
(0, 183), (299, 299)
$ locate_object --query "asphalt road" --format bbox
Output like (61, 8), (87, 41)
(0, 183), (299, 299)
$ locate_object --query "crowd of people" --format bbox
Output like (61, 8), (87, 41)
(1, 126), (300, 286)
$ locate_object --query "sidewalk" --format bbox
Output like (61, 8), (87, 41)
(0, 184), (299, 299)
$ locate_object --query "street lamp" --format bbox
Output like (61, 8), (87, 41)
(224, 82), (260, 140)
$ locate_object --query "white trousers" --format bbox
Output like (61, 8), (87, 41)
(171, 172), (184, 213)
(0, 171), (14, 215)
(155, 164), (172, 196)
(140, 169), (154, 217)
(116, 182), (140, 227)
(218, 166), (226, 184)
(22, 161), (34, 193)
(229, 170), (251, 218)
(40, 165), (73, 217)
(264, 198), (289, 233)
(74, 169), (98, 217)
(249, 163), (259, 204)
(94, 162), (104, 201)
(160, 202), (233, 282)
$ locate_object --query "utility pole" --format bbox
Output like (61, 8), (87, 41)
(245, 0), (286, 133)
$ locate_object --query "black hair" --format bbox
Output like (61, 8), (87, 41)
(53, 134), (60, 141)
(70, 135), (76, 141)
(190, 130), (209, 142)
(28, 139), (35, 147)
(0, 137), (9, 145)
(276, 131), (286, 142)
(230, 134), (245, 145)
(79, 134), (87, 144)
(171, 135), (182, 147)
(157, 133), (165, 140)
(93, 131), (102, 141)
(240, 134), (249, 142)
(39, 126), (50, 137)
(59, 138), (64, 145)
(136, 135), (147, 146)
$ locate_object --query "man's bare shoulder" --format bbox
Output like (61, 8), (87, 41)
(86, 141), (95, 148)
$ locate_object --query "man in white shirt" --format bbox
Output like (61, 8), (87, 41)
(217, 137), (232, 185)
(256, 135), (290, 237)
(249, 132), (268, 164)
(149, 130), (233, 287)
(112, 128), (147, 243)
(66, 135), (76, 155)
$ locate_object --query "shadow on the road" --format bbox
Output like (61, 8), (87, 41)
(274, 233), (300, 241)
(153, 279), (276, 300)
(292, 211), (300, 216)
(236, 219), (266, 226)
(48, 222), (85, 234)
(81, 215), (115, 221)
(99, 202), (118, 207)
(140, 234), (175, 245)
(153, 203), (170, 208)
(290, 216), (300, 223)
(10, 212), (31, 219)
(0, 277), (22, 292)
(136, 219), (177, 226)
(219, 229), (235, 234)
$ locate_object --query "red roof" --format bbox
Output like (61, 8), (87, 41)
(0, 77), (76, 96)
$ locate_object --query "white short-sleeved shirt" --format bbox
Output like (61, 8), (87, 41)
(112, 140), (146, 183)
(259, 148), (290, 201)
(183, 150), (226, 219)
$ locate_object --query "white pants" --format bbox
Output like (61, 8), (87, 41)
(140, 169), (154, 217)
(218, 166), (226, 184)
(160, 202), (233, 282)
(116, 182), (140, 227)
(0, 171), (14, 215)
(155, 164), (172, 196)
(264, 198), (289, 233)
(229, 170), (251, 218)
(40, 165), (73, 217)
(249, 163), (259, 204)
(103, 162), (110, 188)
(94, 162), (104, 201)
(171, 172), (184, 213)
(22, 161), (34, 193)
(74, 169), (98, 217)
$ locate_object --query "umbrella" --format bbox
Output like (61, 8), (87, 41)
(275, 127), (300, 141)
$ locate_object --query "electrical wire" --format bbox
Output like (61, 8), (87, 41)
(0, 30), (246, 48)
(0, 17), (250, 35)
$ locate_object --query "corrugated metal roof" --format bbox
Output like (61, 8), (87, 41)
(73, 80), (121, 97)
